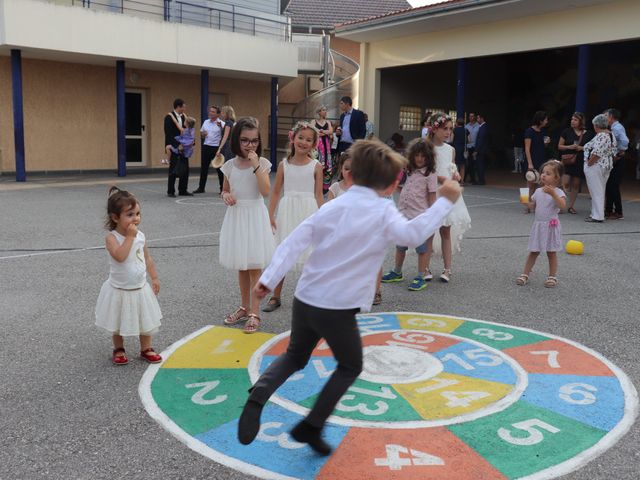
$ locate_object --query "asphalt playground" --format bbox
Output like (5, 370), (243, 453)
(1, 171), (639, 479)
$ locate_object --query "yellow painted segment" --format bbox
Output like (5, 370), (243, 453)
(162, 326), (274, 369)
(397, 313), (465, 334)
(393, 373), (513, 420)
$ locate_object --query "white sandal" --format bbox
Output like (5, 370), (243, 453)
(516, 274), (529, 286)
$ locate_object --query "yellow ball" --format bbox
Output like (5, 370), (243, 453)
(566, 240), (584, 255)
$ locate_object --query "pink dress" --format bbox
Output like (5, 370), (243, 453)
(528, 187), (566, 252)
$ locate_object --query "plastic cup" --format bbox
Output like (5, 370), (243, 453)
(519, 188), (529, 204)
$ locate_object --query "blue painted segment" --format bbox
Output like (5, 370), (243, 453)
(270, 76), (278, 170)
(11, 50), (26, 182)
(456, 58), (466, 121)
(522, 373), (624, 431)
(196, 403), (348, 479)
(356, 313), (401, 333)
(259, 355), (337, 403)
(576, 45), (590, 113)
(116, 60), (126, 177)
(435, 342), (517, 385)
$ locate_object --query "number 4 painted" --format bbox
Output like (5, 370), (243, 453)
(374, 444), (444, 471)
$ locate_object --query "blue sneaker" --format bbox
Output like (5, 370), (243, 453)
(408, 275), (428, 291)
(381, 270), (403, 283)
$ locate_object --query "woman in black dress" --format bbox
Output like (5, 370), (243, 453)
(558, 112), (593, 214)
(314, 106), (334, 194)
(524, 111), (550, 212)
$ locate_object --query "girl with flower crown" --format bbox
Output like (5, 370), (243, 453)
(429, 113), (471, 282)
(262, 121), (324, 312)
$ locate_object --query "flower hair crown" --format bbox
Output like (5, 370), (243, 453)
(288, 121), (318, 143)
(431, 114), (451, 129)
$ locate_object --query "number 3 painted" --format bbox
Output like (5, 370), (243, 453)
(256, 422), (306, 449)
(498, 418), (560, 446)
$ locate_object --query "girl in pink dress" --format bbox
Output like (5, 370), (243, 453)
(516, 160), (567, 288)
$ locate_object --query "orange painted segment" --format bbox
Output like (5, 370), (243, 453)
(318, 427), (507, 479)
(265, 336), (334, 357)
(362, 330), (460, 353)
(504, 339), (614, 376)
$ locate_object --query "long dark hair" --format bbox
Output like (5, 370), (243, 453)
(230, 117), (262, 157)
(405, 138), (435, 176)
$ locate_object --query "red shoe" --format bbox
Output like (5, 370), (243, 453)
(140, 347), (162, 364)
(112, 348), (129, 365)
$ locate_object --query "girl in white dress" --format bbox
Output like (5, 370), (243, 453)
(219, 117), (275, 333)
(429, 113), (471, 282)
(328, 153), (353, 200)
(95, 186), (163, 365)
(263, 122), (324, 312)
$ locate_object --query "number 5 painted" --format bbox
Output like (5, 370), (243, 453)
(498, 418), (560, 446)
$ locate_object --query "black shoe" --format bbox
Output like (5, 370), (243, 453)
(178, 192), (194, 196)
(167, 193), (176, 198)
(290, 421), (332, 455)
(238, 400), (264, 445)
(193, 189), (205, 194)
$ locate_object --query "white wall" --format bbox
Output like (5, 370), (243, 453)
(0, 0), (297, 78)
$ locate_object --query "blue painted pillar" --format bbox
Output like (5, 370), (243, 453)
(270, 76), (279, 169)
(456, 58), (466, 121)
(575, 45), (590, 113)
(11, 50), (26, 182)
(116, 60), (126, 177)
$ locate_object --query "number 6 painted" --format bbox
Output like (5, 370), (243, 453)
(498, 418), (560, 446)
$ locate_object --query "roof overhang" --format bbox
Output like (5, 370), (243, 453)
(335, 0), (618, 43)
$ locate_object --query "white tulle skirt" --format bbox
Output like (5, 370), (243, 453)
(95, 282), (162, 336)
(219, 199), (275, 270)
(276, 193), (318, 266)
(431, 195), (471, 255)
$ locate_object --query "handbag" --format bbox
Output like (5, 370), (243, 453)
(561, 131), (584, 166)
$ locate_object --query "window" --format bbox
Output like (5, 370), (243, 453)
(398, 106), (422, 131)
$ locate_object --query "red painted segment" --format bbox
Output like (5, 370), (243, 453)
(504, 339), (614, 376)
(362, 330), (460, 353)
(318, 427), (507, 479)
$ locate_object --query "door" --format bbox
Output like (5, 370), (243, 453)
(125, 89), (147, 166)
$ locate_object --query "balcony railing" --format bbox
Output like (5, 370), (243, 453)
(53, 0), (292, 41)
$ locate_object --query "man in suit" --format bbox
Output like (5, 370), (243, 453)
(336, 96), (367, 157)
(474, 113), (489, 185)
(165, 98), (193, 197)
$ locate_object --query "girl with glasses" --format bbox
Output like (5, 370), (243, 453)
(219, 117), (275, 333)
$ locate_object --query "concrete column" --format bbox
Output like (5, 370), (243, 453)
(11, 49), (26, 182)
(116, 60), (126, 177)
(575, 45), (590, 113)
(270, 76), (278, 169)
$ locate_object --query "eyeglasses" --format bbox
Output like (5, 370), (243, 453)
(239, 138), (260, 146)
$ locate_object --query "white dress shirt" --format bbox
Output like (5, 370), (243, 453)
(260, 185), (453, 312)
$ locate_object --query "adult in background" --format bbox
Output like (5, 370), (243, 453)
(314, 106), (334, 195)
(336, 96), (366, 156)
(511, 126), (525, 173)
(165, 98), (192, 197)
(524, 111), (550, 211)
(558, 112), (592, 214)
(464, 112), (481, 184)
(452, 118), (468, 184)
(218, 105), (236, 163)
(364, 113), (375, 139)
(604, 108), (629, 219)
(583, 114), (617, 222)
(194, 106), (225, 194)
(474, 113), (489, 185)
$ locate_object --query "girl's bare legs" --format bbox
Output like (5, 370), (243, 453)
(271, 278), (285, 301)
(112, 334), (125, 357)
(569, 176), (580, 210)
(239, 270), (251, 309)
(459, 165), (466, 184)
(423, 236), (434, 277)
(418, 252), (429, 276)
(440, 226), (452, 271)
(523, 252), (540, 275)
(562, 174), (571, 192)
(547, 252), (558, 277)
(248, 269), (263, 316)
(139, 334), (153, 351)
(394, 249), (406, 273)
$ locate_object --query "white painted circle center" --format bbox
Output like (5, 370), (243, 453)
(360, 345), (443, 384)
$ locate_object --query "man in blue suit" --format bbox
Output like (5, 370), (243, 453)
(336, 96), (367, 157)
(474, 113), (489, 185)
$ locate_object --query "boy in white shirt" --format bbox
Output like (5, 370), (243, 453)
(238, 140), (461, 454)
